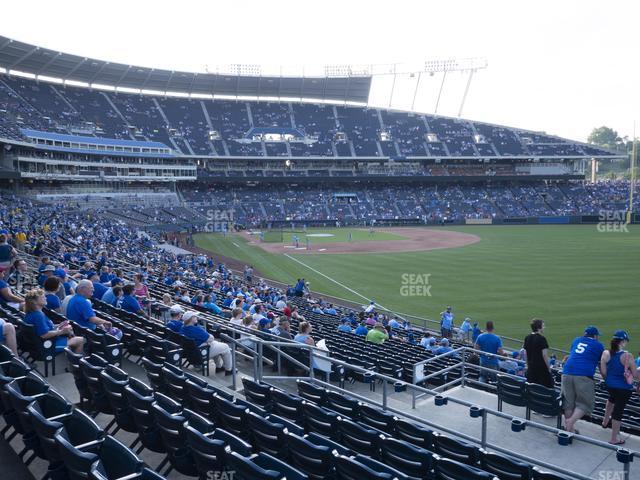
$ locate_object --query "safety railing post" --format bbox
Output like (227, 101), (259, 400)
(481, 409), (488, 448)
(230, 339), (237, 390)
(382, 378), (388, 410)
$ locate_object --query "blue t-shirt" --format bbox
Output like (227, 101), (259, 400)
(92, 282), (108, 300)
(45, 293), (61, 311)
(24, 311), (54, 337)
(354, 325), (368, 336)
(166, 320), (183, 333)
(441, 312), (454, 329)
(203, 302), (222, 314)
(475, 332), (503, 367)
(0, 279), (9, 304)
(66, 294), (97, 330)
(180, 325), (209, 345)
(337, 324), (352, 333)
(101, 288), (116, 306)
(563, 336), (605, 377)
(119, 295), (142, 314)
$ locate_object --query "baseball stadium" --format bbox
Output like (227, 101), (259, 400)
(0, 3), (639, 480)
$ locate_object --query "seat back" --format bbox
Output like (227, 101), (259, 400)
(286, 432), (334, 480)
(326, 390), (359, 419)
(359, 404), (396, 434)
(303, 402), (340, 440)
(242, 378), (273, 409)
(497, 375), (527, 408)
(394, 418), (433, 450)
(432, 433), (480, 466)
(270, 388), (304, 422)
(89, 435), (144, 480)
(526, 383), (561, 416)
(380, 436), (434, 479)
(224, 451), (282, 480)
(434, 456), (498, 480)
(334, 455), (395, 480)
(246, 411), (287, 457)
(480, 450), (532, 480)
(296, 379), (327, 404)
(185, 423), (226, 476)
(213, 395), (248, 436)
(338, 417), (381, 457)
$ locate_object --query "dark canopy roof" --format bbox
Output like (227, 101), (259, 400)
(0, 36), (372, 103)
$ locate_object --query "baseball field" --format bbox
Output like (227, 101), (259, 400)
(194, 225), (640, 352)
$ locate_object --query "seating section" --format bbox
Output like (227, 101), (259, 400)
(0, 73), (614, 159)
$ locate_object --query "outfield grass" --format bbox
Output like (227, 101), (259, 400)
(195, 225), (640, 352)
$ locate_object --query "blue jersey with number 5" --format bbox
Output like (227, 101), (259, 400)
(563, 336), (604, 377)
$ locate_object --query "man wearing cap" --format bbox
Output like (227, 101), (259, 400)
(562, 326), (605, 433)
(180, 311), (233, 375)
(166, 305), (185, 332)
(39, 264), (56, 286)
(101, 278), (123, 305)
(440, 305), (454, 339)
(366, 322), (389, 344)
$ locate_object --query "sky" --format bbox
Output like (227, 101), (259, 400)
(1, 0), (638, 142)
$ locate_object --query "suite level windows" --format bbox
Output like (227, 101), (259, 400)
(334, 132), (347, 142)
(208, 130), (221, 140)
(474, 134), (488, 144)
(425, 133), (439, 143)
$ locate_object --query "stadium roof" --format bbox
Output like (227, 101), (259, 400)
(0, 36), (372, 103)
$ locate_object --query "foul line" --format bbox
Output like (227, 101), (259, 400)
(284, 253), (390, 311)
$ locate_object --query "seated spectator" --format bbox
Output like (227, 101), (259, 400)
(0, 315), (17, 354)
(337, 318), (353, 333)
(366, 322), (389, 344)
(90, 273), (108, 300)
(0, 269), (24, 308)
(273, 318), (292, 340)
(420, 332), (433, 348)
(7, 259), (28, 292)
(180, 311), (233, 375)
(202, 294), (222, 314)
(459, 317), (472, 343)
(388, 317), (401, 329)
(116, 284), (145, 316)
(101, 278), (124, 305)
(66, 280), (111, 331)
(354, 321), (368, 336)
(229, 307), (244, 326)
(434, 338), (455, 356)
(24, 289), (85, 353)
(166, 304), (185, 332)
(294, 321), (315, 346)
(0, 233), (17, 272)
(39, 264), (56, 286)
(365, 315), (376, 327)
(43, 277), (62, 312)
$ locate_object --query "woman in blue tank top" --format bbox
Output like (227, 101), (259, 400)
(600, 330), (637, 445)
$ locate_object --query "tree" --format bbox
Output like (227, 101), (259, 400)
(588, 126), (623, 151)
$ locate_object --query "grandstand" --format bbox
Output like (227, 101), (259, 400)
(0, 32), (639, 480)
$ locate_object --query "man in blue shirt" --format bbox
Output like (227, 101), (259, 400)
(337, 318), (353, 333)
(166, 305), (184, 332)
(180, 311), (233, 375)
(474, 321), (504, 383)
(90, 274), (108, 300)
(562, 326), (605, 433)
(66, 280), (111, 331)
(354, 322), (369, 336)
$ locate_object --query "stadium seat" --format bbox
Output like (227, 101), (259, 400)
(123, 378), (166, 456)
(337, 417), (382, 457)
(302, 401), (341, 439)
(160, 362), (187, 404)
(64, 347), (90, 407)
(379, 436), (434, 479)
(185, 419), (226, 477)
(100, 364), (137, 435)
(394, 418), (433, 450)
(26, 390), (73, 464)
(432, 433), (480, 466)
(433, 456), (499, 480)
(326, 390), (360, 419)
(270, 388), (305, 422)
(286, 431), (335, 479)
(354, 454), (413, 480)
(226, 450), (307, 480)
(497, 374), (527, 411)
(213, 394), (250, 436)
(480, 449), (533, 480)
(16, 318), (58, 377)
(358, 403), (397, 434)
(525, 383), (563, 429)
(54, 409), (105, 480)
(297, 379), (328, 404)
(79, 354), (113, 418)
(88, 435), (144, 480)
(246, 411), (288, 457)
(242, 377), (274, 409)
(180, 336), (210, 376)
(333, 454), (396, 480)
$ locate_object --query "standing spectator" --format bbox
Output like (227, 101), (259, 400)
(600, 331), (637, 445)
(562, 326), (604, 433)
(474, 321), (504, 383)
(472, 322), (482, 343)
(440, 305), (454, 339)
(459, 317), (472, 343)
(133, 273), (149, 298)
(523, 318), (553, 388)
